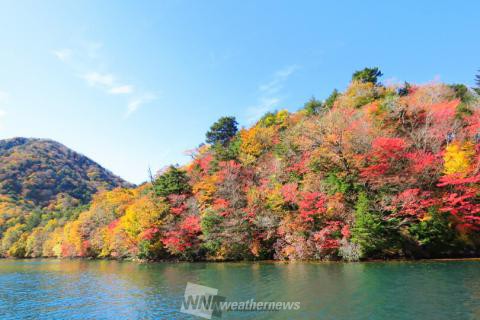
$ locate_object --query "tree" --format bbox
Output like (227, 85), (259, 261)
(437, 174), (480, 232)
(324, 89), (339, 109)
(360, 137), (408, 188)
(397, 82), (411, 96)
(443, 142), (475, 176)
(475, 70), (480, 94)
(407, 207), (458, 256)
(351, 192), (385, 258)
(303, 97), (323, 115)
(3, 69), (480, 262)
(239, 126), (275, 165)
(153, 166), (191, 197)
(206, 116), (238, 146)
(352, 67), (383, 84)
(259, 110), (289, 128)
(213, 136), (241, 161)
(340, 81), (382, 109)
(449, 84), (471, 103)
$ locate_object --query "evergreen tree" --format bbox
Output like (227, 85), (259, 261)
(351, 192), (385, 258)
(475, 70), (480, 94)
(352, 67), (383, 84)
(153, 166), (191, 197)
(303, 96), (323, 115)
(324, 89), (339, 109)
(206, 116), (238, 146)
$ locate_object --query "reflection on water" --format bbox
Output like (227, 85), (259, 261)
(0, 259), (479, 319)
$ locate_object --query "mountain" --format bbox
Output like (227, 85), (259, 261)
(0, 137), (133, 208)
(2, 69), (480, 261)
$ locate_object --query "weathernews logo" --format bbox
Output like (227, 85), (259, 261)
(180, 282), (301, 319)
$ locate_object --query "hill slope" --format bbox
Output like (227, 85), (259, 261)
(0, 137), (132, 208)
(1, 70), (480, 260)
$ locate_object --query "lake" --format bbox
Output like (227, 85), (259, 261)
(0, 259), (479, 319)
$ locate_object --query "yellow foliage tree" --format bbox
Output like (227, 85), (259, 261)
(336, 81), (385, 109)
(42, 227), (64, 257)
(1, 224), (26, 256)
(261, 109), (289, 128)
(443, 141), (475, 176)
(192, 175), (218, 208)
(62, 220), (84, 257)
(118, 195), (168, 245)
(239, 126), (275, 165)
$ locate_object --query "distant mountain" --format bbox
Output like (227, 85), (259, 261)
(0, 137), (133, 208)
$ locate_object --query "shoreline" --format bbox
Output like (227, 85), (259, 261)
(2, 256), (480, 264)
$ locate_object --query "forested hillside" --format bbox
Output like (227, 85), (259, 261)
(0, 138), (133, 257)
(2, 68), (480, 261)
(0, 138), (132, 207)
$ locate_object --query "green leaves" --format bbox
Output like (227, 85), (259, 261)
(303, 97), (324, 116)
(351, 192), (386, 258)
(206, 116), (238, 146)
(153, 166), (191, 198)
(352, 67), (383, 84)
(324, 89), (339, 109)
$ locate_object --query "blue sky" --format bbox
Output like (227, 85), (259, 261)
(0, 1), (479, 184)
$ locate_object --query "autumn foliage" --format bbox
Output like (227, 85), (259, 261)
(2, 72), (480, 261)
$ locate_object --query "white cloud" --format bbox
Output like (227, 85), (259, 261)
(82, 72), (115, 88)
(52, 48), (72, 62)
(52, 41), (157, 117)
(82, 72), (135, 96)
(125, 93), (157, 118)
(259, 65), (298, 95)
(109, 85), (134, 95)
(246, 97), (280, 123)
(245, 65), (298, 124)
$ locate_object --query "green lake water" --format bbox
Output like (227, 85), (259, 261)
(0, 259), (479, 319)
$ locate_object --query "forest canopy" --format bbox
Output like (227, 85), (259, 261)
(1, 68), (480, 261)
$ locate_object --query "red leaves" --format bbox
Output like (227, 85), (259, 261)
(162, 216), (201, 254)
(425, 99), (460, 141)
(180, 216), (201, 234)
(281, 183), (298, 203)
(313, 221), (344, 250)
(213, 198), (229, 210)
(430, 100), (458, 122)
(406, 151), (439, 174)
(371, 137), (407, 159)
(161, 231), (184, 252)
(190, 154), (214, 175)
(341, 224), (351, 238)
(107, 219), (119, 231)
(168, 194), (188, 215)
(390, 188), (437, 218)
(437, 173), (480, 231)
(213, 198), (232, 217)
(439, 190), (480, 231)
(465, 110), (480, 137)
(217, 160), (243, 182)
(198, 154), (214, 172)
(141, 227), (159, 240)
(286, 153), (311, 176)
(360, 137), (407, 182)
(437, 174), (480, 187)
(360, 163), (390, 178)
(298, 192), (327, 222)
(171, 204), (187, 215)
